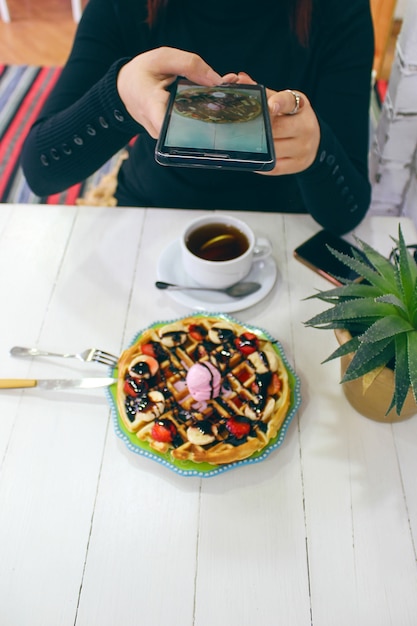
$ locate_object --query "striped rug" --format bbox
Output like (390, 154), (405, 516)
(0, 64), (122, 205)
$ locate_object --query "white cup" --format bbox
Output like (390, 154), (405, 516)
(181, 214), (271, 289)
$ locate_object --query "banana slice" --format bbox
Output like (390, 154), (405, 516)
(158, 322), (187, 347)
(135, 390), (165, 422)
(208, 321), (235, 344)
(248, 345), (278, 374)
(129, 354), (159, 379)
(186, 421), (218, 445)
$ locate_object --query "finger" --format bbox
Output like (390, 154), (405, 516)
(268, 90), (304, 115)
(235, 72), (257, 85)
(164, 49), (223, 85)
(148, 89), (173, 138)
(147, 107), (166, 138)
(221, 72), (239, 84)
(144, 47), (223, 86)
(256, 158), (294, 176)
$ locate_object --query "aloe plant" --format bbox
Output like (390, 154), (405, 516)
(304, 225), (417, 415)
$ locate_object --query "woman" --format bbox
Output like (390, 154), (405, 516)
(21, 0), (374, 234)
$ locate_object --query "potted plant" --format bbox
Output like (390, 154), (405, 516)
(304, 225), (417, 422)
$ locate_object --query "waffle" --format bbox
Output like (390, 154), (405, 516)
(116, 316), (291, 465)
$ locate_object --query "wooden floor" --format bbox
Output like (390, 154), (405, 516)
(0, 0), (81, 66)
(0, 0), (400, 80)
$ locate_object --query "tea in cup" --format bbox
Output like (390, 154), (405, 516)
(181, 215), (271, 288)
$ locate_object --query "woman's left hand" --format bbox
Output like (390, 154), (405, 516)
(235, 72), (321, 176)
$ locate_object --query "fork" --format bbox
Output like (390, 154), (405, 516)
(10, 346), (119, 367)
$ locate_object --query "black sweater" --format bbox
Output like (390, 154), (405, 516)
(21, 0), (374, 234)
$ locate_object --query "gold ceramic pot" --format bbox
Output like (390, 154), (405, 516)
(334, 328), (417, 423)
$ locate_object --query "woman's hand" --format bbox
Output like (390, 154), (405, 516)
(117, 47), (237, 138)
(236, 72), (321, 175)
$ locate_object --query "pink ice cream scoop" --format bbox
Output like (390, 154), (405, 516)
(186, 362), (222, 401)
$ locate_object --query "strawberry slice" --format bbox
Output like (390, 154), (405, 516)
(151, 419), (177, 443)
(268, 372), (281, 395)
(188, 324), (208, 341)
(141, 341), (167, 362)
(225, 416), (251, 439)
(234, 332), (259, 355)
(141, 343), (157, 357)
(124, 377), (148, 397)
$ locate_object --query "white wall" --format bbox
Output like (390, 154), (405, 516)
(395, 0), (408, 19)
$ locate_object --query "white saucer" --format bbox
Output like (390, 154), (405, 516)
(156, 239), (277, 312)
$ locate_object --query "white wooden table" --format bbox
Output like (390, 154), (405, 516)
(0, 205), (416, 626)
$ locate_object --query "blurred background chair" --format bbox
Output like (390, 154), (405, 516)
(0, 0), (10, 22)
(70, 0), (82, 23)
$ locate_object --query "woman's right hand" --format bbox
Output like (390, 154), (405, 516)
(117, 47), (236, 138)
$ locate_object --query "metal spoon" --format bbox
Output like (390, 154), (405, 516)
(155, 280), (261, 298)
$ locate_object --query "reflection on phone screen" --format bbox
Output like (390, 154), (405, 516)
(164, 84), (268, 154)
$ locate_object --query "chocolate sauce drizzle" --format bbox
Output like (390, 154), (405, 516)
(200, 361), (217, 399)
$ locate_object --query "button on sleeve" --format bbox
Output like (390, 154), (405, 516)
(113, 109), (125, 122)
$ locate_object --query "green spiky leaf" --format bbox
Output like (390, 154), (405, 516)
(353, 236), (399, 286)
(341, 339), (394, 382)
(305, 318), (382, 333)
(327, 245), (397, 293)
(390, 333), (411, 415)
(322, 335), (361, 363)
(412, 280), (417, 328)
(394, 226), (417, 307)
(408, 331), (417, 402)
(375, 294), (408, 315)
(360, 316), (413, 344)
(305, 283), (382, 303)
(305, 298), (397, 328)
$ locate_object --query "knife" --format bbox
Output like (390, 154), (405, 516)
(0, 378), (117, 390)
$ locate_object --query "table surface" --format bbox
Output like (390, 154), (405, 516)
(0, 205), (416, 626)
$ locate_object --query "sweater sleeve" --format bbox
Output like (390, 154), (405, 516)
(295, 0), (374, 234)
(296, 117), (372, 234)
(20, 0), (146, 196)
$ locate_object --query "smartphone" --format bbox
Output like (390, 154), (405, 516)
(155, 79), (275, 171)
(293, 230), (368, 286)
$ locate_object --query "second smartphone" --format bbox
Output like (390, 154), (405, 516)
(155, 79), (275, 172)
(293, 230), (369, 286)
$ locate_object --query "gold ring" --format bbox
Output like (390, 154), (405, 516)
(286, 89), (301, 115)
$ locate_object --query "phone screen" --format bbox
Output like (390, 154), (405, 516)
(155, 79), (275, 171)
(294, 230), (367, 286)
